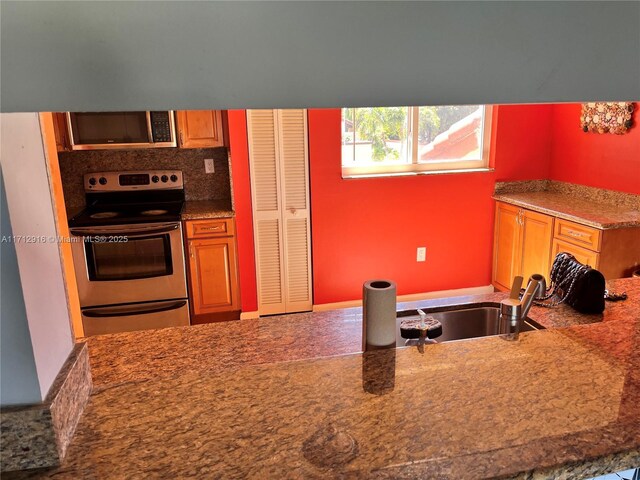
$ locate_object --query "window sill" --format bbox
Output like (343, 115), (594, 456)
(342, 167), (495, 180)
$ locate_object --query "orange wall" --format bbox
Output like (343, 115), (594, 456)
(549, 103), (640, 194)
(228, 104), (554, 308)
(493, 105), (553, 181)
(228, 110), (258, 312)
(309, 105), (552, 304)
(227, 102), (638, 309)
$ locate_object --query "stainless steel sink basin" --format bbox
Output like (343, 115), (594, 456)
(396, 304), (544, 346)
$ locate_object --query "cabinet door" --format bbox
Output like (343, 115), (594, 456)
(520, 209), (554, 282)
(552, 238), (599, 269)
(187, 237), (239, 315)
(53, 112), (70, 152)
(493, 202), (522, 291)
(176, 110), (225, 148)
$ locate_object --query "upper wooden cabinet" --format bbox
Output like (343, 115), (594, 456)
(176, 110), (227, 148)
(493, 201), (640, 291)
(52, 112), (70, 152)
(492, 202), (554, 291)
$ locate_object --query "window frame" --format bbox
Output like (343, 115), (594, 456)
(341, 105), (493, 178)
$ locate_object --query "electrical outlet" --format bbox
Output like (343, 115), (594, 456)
(417, 247), (426, 262)
(204, 158), (215, 174)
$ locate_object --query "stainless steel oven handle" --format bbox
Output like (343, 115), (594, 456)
(70, 223), (179, 237)
(83, 300), (187, 318)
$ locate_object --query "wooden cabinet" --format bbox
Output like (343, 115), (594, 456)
(493, 201), (640, 290)
(520, 208), (555, 283)
(492, 202), (554, 291)
(551, 238), (599, 269)
(185, 218), (234, 238)
(176, 110), (227, 148)
(492, 203), (521, 291)
(554, 219), (601, 251)
(184, 218), (239, 322)
(52, 112), (70, 152)
(551, 218), (640, 279)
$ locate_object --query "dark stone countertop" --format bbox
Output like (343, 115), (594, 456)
(6, 278), (640, 479)
(180, 199), (234, 220)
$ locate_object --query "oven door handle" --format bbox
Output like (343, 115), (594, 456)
(70, 223), (179, 237)
(83, 300), (187, 318)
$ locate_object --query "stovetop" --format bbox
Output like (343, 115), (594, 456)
(68, 170), (186, 228)
(68, 201), (184, 227)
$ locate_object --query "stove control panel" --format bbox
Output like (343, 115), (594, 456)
(85, 171), (184, 191)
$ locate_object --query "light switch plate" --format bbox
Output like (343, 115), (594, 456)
(204, 158), (215, 174)
(417, 247), (426, 262)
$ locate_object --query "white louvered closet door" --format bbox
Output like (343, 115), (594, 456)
(247, 109), (312, 315)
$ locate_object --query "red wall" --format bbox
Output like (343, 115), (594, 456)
(228, 110), (258, 312)
(549, 103), (640, 194)
(228, 104), (555, 309)
(493, 105), (553, 181)
(308, 105), (553, 304)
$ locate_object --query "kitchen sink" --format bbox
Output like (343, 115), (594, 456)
(395, 304), (544, 346)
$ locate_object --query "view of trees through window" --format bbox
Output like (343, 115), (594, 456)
(342, 105), (484, 166)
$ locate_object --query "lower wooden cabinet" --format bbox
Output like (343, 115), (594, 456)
(493, 201), (640, 291)
(492, 202), (554, 291)
(184, 219), (240, 322)
(492, 202), (522, 291)
(551, 238), (599, 269)
(520, 208), (554, 284)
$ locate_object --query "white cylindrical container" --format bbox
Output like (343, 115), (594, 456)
(362, 280), (397, 350)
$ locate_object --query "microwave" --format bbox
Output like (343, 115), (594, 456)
(66, 111), (176, 150)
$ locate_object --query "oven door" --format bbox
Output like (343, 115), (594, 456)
(70, 222), (187, 308)
(81, 299), (190, 336)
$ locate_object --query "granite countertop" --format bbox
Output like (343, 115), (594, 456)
(493, 181), (640, 229)
(7, 278), (640, 479)
(180, 199), (234, 220)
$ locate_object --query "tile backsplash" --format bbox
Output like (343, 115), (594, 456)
(58, 147), (231, 210)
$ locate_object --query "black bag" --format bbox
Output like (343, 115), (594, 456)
(535, 252), (606, 314)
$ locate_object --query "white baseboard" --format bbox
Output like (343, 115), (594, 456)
(239, 310), (260, 320)
(312, 285), (494, 312)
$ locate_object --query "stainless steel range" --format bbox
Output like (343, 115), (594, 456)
(69, 170), (189, 336)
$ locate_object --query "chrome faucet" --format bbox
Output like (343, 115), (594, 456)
(500, 275), (539, 340)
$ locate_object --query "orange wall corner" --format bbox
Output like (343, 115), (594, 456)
(227, 110), (258, 312)
(549, 103), (640, 194)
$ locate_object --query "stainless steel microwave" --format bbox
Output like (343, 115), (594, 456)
(66, 111), (176, 150)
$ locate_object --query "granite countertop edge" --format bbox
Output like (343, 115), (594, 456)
(180, 210), (235, 220)
(180, 199), (235, 220)
(493, 193), (640, 229)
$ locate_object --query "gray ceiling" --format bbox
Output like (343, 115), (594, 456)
(1, 1), (639, 112)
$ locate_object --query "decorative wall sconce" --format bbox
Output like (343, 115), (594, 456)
(581, 102), (634, 134)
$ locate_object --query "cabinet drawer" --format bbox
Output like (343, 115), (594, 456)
(185, 219), (234, 238)
(552, 238), (599, 269)
(554, 219), (601, 251)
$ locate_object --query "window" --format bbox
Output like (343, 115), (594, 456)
(341, 105), (493, 177)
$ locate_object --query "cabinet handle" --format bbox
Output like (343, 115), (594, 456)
(202, 226), (221, 231)
(566, 229), (587, 238)
(179, 131), (184, 145)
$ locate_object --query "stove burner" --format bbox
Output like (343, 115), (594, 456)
(141, 209), (169, 216)
(90, 212), (120, 219)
